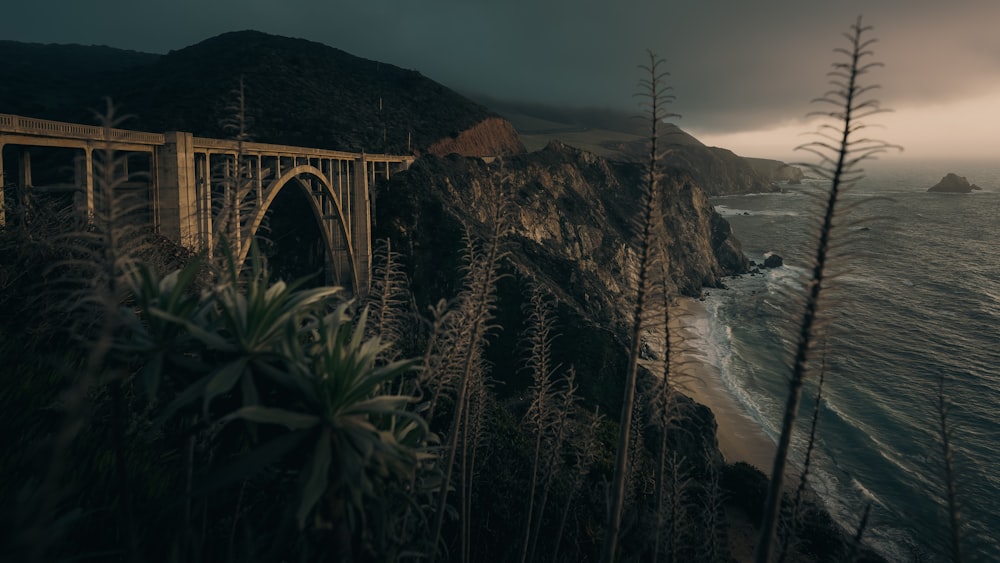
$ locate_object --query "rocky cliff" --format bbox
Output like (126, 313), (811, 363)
(661, 144), (779, 196)
(425, 116), (524, 157)
(376, 140), (747, 412)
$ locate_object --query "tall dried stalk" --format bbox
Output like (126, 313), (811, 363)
(937, 375), (963, 563)
(754, 16), (899, 562)
(519, 287), (562, 563)
(210, 76), (256, 271)
(552, 406), (603, 562)
(699, 448), (727, 563)
(527, 367), (578, 563)
(776, 365), (826, 563)
(429, 182), (508, 562)
(27, 99), (145, 562)
(600, 49), (676, 563)
(844, 502), (873, 563)
(368, 238), (411, 365)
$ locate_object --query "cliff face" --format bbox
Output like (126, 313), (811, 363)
(383, 140), (745, 313)
(425, 116), (524, 157)
(662, 144), (778, 195)
(377, 141), (746, 394)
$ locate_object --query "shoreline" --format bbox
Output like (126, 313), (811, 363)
(670, 296), (778, 476)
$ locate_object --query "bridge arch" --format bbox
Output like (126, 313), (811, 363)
(240, 164), (359, 293)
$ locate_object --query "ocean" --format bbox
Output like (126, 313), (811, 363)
(704, 158), (1000, 562)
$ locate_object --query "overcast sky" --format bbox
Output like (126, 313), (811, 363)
(3, 0), (999, 160)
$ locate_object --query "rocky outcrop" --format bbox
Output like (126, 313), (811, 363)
(928, 173), (982, 193)
(763, 254), (784, 268)
(425, 116), (525, 158)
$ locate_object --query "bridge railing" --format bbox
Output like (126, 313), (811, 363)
(191, 137), (411, 163)
(0, 113), (165, 145)
(0, 113), (413, 164)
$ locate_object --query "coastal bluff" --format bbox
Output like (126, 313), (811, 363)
(928, 172), (982, 193)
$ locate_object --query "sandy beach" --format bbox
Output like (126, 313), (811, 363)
(669, 297), (778, 475)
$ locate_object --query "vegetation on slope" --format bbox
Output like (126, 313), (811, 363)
(0, 31), (522, 155)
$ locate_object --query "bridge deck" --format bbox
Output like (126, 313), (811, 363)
(0, 113), (413, 164)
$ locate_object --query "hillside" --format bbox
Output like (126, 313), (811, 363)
(0, 41), (158, 119)
(0, 32), (523, 156)
(478, 97), (803, 195)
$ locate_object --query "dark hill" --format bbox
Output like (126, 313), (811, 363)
(0, 31), (523, 156)
(479, 97), (798, 195)
(0, 41), (159, 120)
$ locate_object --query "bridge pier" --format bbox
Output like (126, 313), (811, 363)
(0, 143), (5, 226)
(75, 146), (94, 216)
(353, 157), (371, 293)
(156, 132), (199, 248)
(19, 149), (31, 190)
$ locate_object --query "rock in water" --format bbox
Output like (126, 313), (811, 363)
(928, 173), (982, 193)
(763, 254), (784, 268)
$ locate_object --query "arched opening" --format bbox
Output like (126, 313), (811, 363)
(256, 178), (328, 287)
(2, 145), (81, 221)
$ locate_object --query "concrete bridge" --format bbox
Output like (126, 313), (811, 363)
(0, 113), (414, 294)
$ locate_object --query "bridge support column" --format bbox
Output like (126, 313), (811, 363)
(0, 143), (5, 226)
(156, 132), (199, 248)
(352, 157), (371, 294)
(19, 149), (31, 189)
(75, 146), (94, 216)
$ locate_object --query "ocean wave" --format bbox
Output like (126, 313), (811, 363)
(705, 174), (1000, 560)
(823, 398), (941, 494)
(764, 264), (808, 293)
(691, 295), (783, 439)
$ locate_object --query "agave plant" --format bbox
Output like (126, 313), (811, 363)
(116, 247), (430, 557)
(223, 301), (428, 553)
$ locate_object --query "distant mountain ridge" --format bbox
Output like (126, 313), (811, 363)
(0, 31), (523, 156)
(481, 97), (800, 195)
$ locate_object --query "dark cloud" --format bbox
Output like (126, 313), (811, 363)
(4, 0), (998, 135)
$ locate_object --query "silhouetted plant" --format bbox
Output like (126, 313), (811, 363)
(429, 179), (509, 562)
(698, 447), (728, 563)
(600, 48), (677, 563)
(552, 406), (604, 562)
(777, 364), (826, 563)
(209, 76), (258, 268)
(936, 375), (963, 563)
(519, 285), (562, 563)
(24, 99), (153, 563)
(661, 452), (693, 563)
(845, 502), (873, 563)
(650, 254), (684, 563)
(755, 16), (900, 563)
(367, 238), (412, 364)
